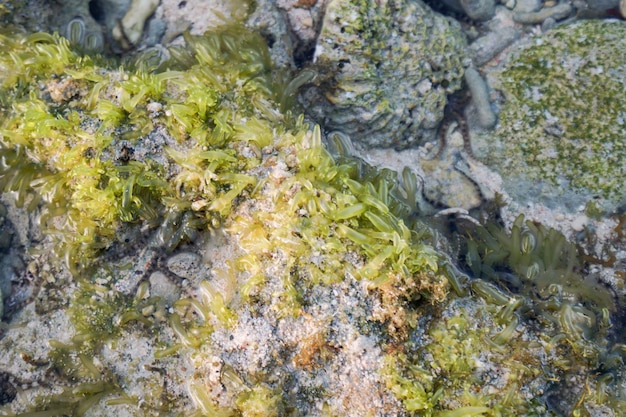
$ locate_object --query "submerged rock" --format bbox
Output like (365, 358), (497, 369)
(478, 20), (626, 212)
(301, 0), (469, 149)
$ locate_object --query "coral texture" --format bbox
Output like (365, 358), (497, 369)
(302, 0), (469, 149)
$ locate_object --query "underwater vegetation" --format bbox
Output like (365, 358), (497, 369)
(381, 212), (626, 416)
(1, 17), (626, 417)
(0, 22), (449, 416)
(0, 25), (293, 273)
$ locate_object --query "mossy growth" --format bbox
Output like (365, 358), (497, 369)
(0, 22), (452, 416)
(380, 209), (626, 416)
(0, 26), (298, 273)
(489, 20), (626, 207)
(3, 15), (624, 417)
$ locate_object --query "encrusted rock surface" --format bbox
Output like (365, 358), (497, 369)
(476, 19), (626, 212)
(1, 1), (626, 417)
(301, 0), (469, 149)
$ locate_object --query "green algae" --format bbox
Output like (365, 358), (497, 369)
(0, 22), (448, 416)
(489, 20), (626, 208)
(1, 15), (626, 417)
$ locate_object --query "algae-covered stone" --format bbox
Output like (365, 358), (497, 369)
(303, 0), (469, 149)
(483, 20), (626, 211)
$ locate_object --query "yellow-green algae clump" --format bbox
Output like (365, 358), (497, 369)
(487, 20), (626, 208)
(0, 25), (446, 415)
(0, 21), (626, 417)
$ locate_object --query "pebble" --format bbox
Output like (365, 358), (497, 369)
(166, 251), (204, 280)
(470, 26), (521, 66)
(149, 271), (181, 306)
(591, 0), (620, 8)
(513, 3), (574, 23)
(464, 68), (497, 129)
(460, 0), (497, 20)
(514, 0), (543, 12)
(571, 215), (589, 232)
(541, 17), (557, 32)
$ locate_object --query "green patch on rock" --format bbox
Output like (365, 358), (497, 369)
(489, 20), (626, 209)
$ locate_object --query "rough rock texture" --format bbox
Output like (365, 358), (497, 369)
(478, 20), (626, 212)
(459, 0), (496, 20)
(301, 0), (469, 149)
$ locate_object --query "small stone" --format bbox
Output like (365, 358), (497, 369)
(571, 215), (588, 232)
(541, 17), (556, 32)
(513, 3), (573, 23)
(465, 68), (497, 129)
(514, 0), (543, 13)
(471, 26), (521, 66)
(149, 271), (181, 306)
(460, 0), (497, 20)
(141, 305), (155, 317)
(112, 0), (160, 50)
(166, 252), (204, 280)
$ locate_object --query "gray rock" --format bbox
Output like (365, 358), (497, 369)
(460, 0), (497, 20)
(302, 0), (468, 149)
(166, 251), (204, 280)
(541, 16), (557, 32)
(464, 68), (496, 129)
(513, 3), (574, 23)
(470, 26), (521, 66)
(514, 0), (543, 13)
(149, 271), (181, 306)
(481, 20), (626, 211)
(582, 0), (620, 9)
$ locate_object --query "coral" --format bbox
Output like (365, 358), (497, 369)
(301, 0), (469, 149)
(483, 20), (626, 210)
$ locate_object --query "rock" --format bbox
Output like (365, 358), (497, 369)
(166, 251), (204, 280)
(513, 2), (574, 23)
(148, 271), (181, 306)
(470, 26), (521, 66)
(464, 68), (496, 129)
(460, 0), (496, 20)
(514, 0), (543, 13)
(480, 20), (626, 212)
(302, 0), (469, 149)
(583, 0), (620, 9)
(541, 16), (556, 32)
(112, 0), (159, 49)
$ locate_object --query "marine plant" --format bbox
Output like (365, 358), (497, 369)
(0, 21), (452, 416)
(380, 212), (626, 416)
(463, 214), (615, 352)
(1, 14), (626, 417)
